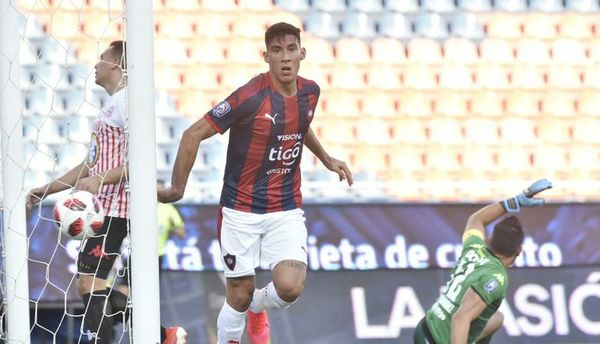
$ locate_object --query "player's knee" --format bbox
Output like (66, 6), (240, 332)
(274, 280), (304, 302)
(226, 278), (255, 311)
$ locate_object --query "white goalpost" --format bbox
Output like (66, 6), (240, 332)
(1, 1), (32, 343)
(0, 0), (161, 342)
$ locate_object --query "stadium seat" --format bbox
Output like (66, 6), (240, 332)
(361, 90), (399, 117)
(530, 0), (564, 12)
(154, 92), (179, 118)
(385, 0), (419, 12)
(506, 91), (541, 116)
(461, 146), (499, 180)
(335, 37), (371, 65)
(80, 13), (123, 42)
(322, 90), (362, 117)
(407, 38), (443, 65)
(537, 119), (573, 144)
(511, 64), (546, 90)
(226, 38), (264, 65)
(570, 144), (600, 179)
(551, 39), (588, 65)
(559, 14), (594, 39)
(312, 0), (347, 12)
(201, 0), (237, 11)
(565, 0), (599, 12)
(61, 89), (99, 117)
(494, 0), (527, 12)
(542, 91), (577, 117)
(439, 64), (476, 90)
(65, 63), (90, 88)
(428, 118), (463, 145)
(371, 37), (406, 64)
(300, 64), (331, 88)
(183, 65), (222, 90)
(238, 0), (273, 11)
(523, 14), (558, 39)
(330, 64), (367, 90)
(422, 0), (456, 13)
(33, 63), (70, 90)
(356, 118), (394, 145)
(486, 14), (522, 39)
(38, 39), (78, 65)
(444, 38), (479, 64)
(472, 91), (505, 116)
(318, 120), (357, 144)
(515, 39), (551, 64)
(155, 13), (196, 38)
(302, 36), (335, 65)
(57, 142), (89, 168)
(341, 11), (377, 39)
(399, 91), (434, 117)
(547, 65), (583, 89)
(392, 117), (428, 144)
(23, 16), (46, 42)
(577, 91), (600, 116)
(232, 13), (269, 39)
(450, 12), (485, 40)
(476, 64), (511, 89)
(25, 88), (62, 116)
(496, 146), (535, 179)
(404, 65), (438, 90)
(367, 64), (404, 90)
(189, 37), (228, 65)
(177, 90), (214, 117)
(304, 11), (341, 39)
(457, 0), (492, 12)
(533, 145), (571, 180)
(500, 117), (538, 144)
(582, 65), (600, 88)
(221, 65), (262, 89)
(265, 10), (304, 29)
(435, 91), (471, 116)
(464, 118), (501, 144)
(348, 0), (384, 13)
(573, 118), (600, 143)
(195, 12), (233, 38)
(24, 143), (58, 171)
(378, 11), (413, 40)
(154, 38), (190, 64)
(479, 38), (515, 64)
(414, 12), (449, 39)
(275, 0), (311, 12)
(155, 64), (185, 91)
(46, 12), (81, 39)
(64, 114), (92, 143)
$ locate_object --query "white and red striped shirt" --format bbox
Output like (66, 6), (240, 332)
(87, 88), (129, 218)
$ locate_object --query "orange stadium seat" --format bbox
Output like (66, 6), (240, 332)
(538, 118), (573, 144)
(444, 38), (479, 64)
(362, 90), (399, 117)
(486, 14), (522, 39)
(404, 65), (438, 90)
(542, 90), (577, 117)
(335, 37), (371, 65)
(226, 38), (264, 65)
(471, 91), (505, 116)
(302, 35), (336, 65)
(367, 64), (404, 90)
(476, 64), (511, 89)
(515, 39), (551, 64)
(464, 118), (501, 144)
(577, 90), (600, 116)
(559, 13), (594, 39)
(407, 38), (443, 65)
(371, 37), (406, 64)
(551, 39), (588, 65)
(399, 91), (434, 117)
(523, 14), (558, 39)
(506, 91), (541, 116)
(479, 38), (515, 65)
(189, 37), (227, 65)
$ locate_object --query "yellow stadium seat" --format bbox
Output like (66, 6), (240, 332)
(462, 146), (499, 179)
(356, 118), (395, 145)
(155, 64), (185, 91)
(577, 91), (600, 116)
(154, 38), (190, 64)
(330, 64), (367, 90)
(486, 14), (522, 39)
(371, 37), (406, 64)
(162, 0), (202, 11)
(511, 64), (546, 90)
(471, 91), (505, 116)
(232, 13), (270, 38)
(515, 39), (551, 64)
(177, 90), (214, 117)
(220, 65), (263, 90)
(399, 92), (434, 117)
(569, 144), (600, 180)
(189, 37), (228, 65)
(300, 64), (331, 88)
(201, 0), (237, 11)
(362, 90), (399, 117)
(435, 91), (470, 117)
(195, 12), (233, 38)
(155, 13), (196, 38)
(321, 90), (362, 118)
(302, 35), (336, 65)
(533, 145), (571, 180)
(538, 118), (573, 144)
(439, 64), (476, 90)
(551, 39), (588, 65)
(523, 13), (558, 39)
(573, 118), (600, 143)
(476, 64), (511, 89)
(499, 117), (538, 144)
(238, 0), (274, 11)
(464, 118), (501, 144)
(427, 145), (465, 180)
(392, 117), (428, 144)
(588, 40), (600, 64)
(226, 38), (264, 65)
(428, 118), (464, 145)
(582, 65), (600, 88)
(407, 38), (443, 65)
(444, 37), (479, 64)
(506, 92), (541, 116)
(547, 65), (583, 89)
(404, 65), (438, 90)
(335, 37), (371, 64)
(496, 146), (536, 179)
(183, 65), (223, 90)
(47, 12), (81, 39)
(480, 38), (514, 65)
(542, 91), (577, 117)
(367, 64), (404, 90)
(559, 13), (594, 39)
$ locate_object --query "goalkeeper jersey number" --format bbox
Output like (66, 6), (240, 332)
(426, 231), (508, 344)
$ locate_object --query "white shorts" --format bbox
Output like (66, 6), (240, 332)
(219, 207), (308, 278)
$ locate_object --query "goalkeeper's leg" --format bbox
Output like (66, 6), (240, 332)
(476, 311), (504, 344)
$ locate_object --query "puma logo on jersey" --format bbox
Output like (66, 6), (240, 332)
(264, 113), (279, 124)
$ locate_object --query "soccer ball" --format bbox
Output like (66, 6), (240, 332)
(53, 190), (105, 240)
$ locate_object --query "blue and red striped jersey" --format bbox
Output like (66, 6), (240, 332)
(204, 72), (320, 214)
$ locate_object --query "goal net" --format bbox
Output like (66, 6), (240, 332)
(0, 1), (155, 342)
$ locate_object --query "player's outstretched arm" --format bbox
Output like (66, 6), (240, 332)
(75, 162), (129, 194)
(451, 288), (488, 344)
(304, 127), (353, 186)
(465, 178), (552, 237)
(26, 160), (90, 209)
(158, 117), (217, 203)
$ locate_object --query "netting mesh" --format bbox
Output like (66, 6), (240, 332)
(1, 1), (132, 342)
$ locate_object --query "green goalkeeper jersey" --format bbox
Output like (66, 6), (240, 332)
(426, 230), (508, 344)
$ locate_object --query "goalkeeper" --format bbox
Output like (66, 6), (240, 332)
(414, 179), (552, 344)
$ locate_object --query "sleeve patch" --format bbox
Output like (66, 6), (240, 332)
(484, 279), (499, 293)
(212, 101), (231, 118)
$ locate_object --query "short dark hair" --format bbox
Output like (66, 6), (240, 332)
(109, 40), (126, 70)
(265, 22), (301, 48)
(489, 216), (524, 257)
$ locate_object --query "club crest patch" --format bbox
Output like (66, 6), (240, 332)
(212, 101), (231, 118)
(224, 253), (236, 271)
(485, 279), (498, 293)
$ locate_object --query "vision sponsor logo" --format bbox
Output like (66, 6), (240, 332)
(269, 141), (302, 166)
(266, 167), (292, 175)
(277, 133), (303, 141)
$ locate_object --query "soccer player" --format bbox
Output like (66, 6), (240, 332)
(414, 179), (552, 344)
(158, 22), (353, 344)
(26, 41), (186, 344)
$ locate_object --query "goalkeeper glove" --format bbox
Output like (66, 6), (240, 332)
(502, 179), (553, 213)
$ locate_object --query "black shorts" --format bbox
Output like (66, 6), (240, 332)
(78, 216), (129, 279)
